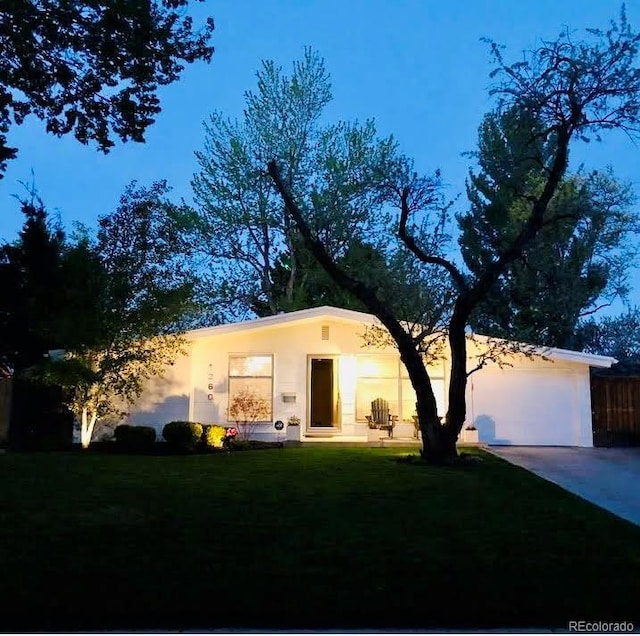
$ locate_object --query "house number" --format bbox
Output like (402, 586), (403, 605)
(207, 364), (214, 401)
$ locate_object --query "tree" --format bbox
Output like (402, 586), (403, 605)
(269, 10), (640, 463)
(460, 109), (638, 349)
(42, 182), (194, 447)
(187, 49), (331, 320)
(577, 307), (640, 364)
(250, 238), (403, 316)
(0, 1), (214, 176)
(0, 196), (72, 448)
(0, 197), (65, 372)
(187, 49), (415, 321)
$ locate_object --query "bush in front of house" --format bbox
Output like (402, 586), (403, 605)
(227, 438), (251, 451)
(162, 421), (203, 451)
(202, 424), (226, 449)
(114, 425), (156, 452)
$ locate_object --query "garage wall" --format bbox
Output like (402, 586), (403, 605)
(468, 364), (593, 447)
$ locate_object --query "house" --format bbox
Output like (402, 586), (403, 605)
(126, 306), (616, 447)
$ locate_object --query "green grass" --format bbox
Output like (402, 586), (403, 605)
(0, 446), (639, 631)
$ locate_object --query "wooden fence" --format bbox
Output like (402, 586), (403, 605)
(0, 379), (11, 445)
(591, 376), (640, 447)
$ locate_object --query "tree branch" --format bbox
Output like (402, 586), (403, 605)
(397, 187), (469, 293)
(267, 160), (424, 352)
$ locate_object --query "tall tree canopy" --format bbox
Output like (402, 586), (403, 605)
(187, 49), (436, 322)
(0, 1), (214, 176)
(269, 10), (640, 462)
(577, 307), (640, 364)
(0, 197), (66, 374)
(188, 49), (332, 320)
(0, 196), (76, 448)
(459, 109), (639, 349)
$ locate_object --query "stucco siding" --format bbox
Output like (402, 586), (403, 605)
(188, 318), (386, 438)
(122, 307), (611, 446)
(126, 347), (192, 438)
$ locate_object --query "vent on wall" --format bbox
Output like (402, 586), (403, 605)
(321, 324), (330, 340)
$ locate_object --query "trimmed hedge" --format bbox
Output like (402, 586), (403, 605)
(114, 425), (156, 451)
(203, 424), (226, 449)
(162, 421), (203, 451)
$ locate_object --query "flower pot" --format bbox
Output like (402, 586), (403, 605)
(286, 425), (301, 442)
(461, 428), (479, 444)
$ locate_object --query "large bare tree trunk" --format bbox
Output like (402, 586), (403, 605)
(399, 342), (458, 463)
(445, 303), (470, 436)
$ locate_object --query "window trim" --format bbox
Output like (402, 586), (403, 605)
(227, 354), (274, 423)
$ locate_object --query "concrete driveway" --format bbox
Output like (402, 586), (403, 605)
(488, 446), (640, 526)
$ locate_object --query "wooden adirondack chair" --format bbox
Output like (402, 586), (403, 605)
(370, 397), (396, 438)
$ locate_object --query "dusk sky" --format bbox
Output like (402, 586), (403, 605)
(1, 0), (639, 308)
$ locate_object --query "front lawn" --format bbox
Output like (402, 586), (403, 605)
(0, 446), (638, 631)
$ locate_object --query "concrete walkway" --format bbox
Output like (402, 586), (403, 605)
(489, 446), (640, 526)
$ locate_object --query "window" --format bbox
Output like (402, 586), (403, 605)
(356, 355), (444, 422)
(356, 355), (400, 422)
(228, 355), (273, 421)
(400, 362), (446, 419)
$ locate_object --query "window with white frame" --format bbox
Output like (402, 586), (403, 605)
(356, 355), (445, 422)
(356, 355), (400, 422)
(228, 355), (273, 421)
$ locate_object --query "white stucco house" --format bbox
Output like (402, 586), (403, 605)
(126, 305), (616, 447)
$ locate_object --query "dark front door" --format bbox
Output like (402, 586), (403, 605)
(310, 358), (335, 428)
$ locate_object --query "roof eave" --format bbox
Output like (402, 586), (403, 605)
(185, 305), (381, 339)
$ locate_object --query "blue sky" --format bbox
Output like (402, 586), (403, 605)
(1, 0), (639, 307)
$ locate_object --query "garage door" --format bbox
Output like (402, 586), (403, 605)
(469, 368), (581, 446)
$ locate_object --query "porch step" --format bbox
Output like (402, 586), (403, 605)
(305, 428), (339, 438)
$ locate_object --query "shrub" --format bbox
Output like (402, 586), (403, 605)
(202, 424), (226, 449)
(93, 416), (120, 442)
(162, 421), (203, 451)
(114, 425), (156, 452)
(228, 388), (270, 440)
(227, 439), (282, 451)
(227, 438), (252, 451)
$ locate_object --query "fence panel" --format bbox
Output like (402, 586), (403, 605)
(591, 376), (640, 447)
(0, 379), (11, 445)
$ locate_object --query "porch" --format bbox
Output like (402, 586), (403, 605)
(290, 419), (421, 443)
(289, 420), (482, 447)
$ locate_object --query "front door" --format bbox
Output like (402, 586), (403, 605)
(309, 357), (339, 429)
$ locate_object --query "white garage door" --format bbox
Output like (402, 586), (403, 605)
(469, 368), (583, 446)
